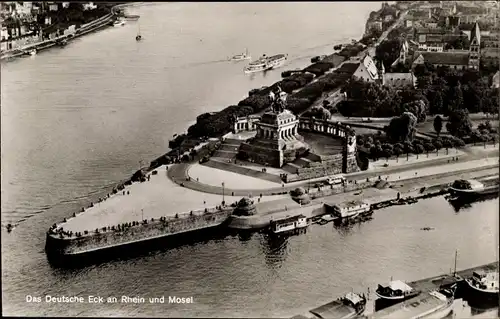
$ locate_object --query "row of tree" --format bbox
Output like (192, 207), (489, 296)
(358, 135), (467, 161)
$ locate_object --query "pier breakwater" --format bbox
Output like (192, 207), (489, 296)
(46, 207), (233, 258)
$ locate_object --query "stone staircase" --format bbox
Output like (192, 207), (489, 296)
(211, 138), (243, 161)
(282, 153), (320, 174)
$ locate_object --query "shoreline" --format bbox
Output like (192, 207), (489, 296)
(0, 2), (143, 62)
(45, 162), (498, 258)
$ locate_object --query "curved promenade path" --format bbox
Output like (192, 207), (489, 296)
(167, 146), (499, 197)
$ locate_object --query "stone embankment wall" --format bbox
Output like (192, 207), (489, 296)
(46, 208), (233, 255)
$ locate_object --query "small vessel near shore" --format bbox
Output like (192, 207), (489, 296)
(244, 53), (287, 74)
(269, 214), (309, 236)
(334, 44), (343, 50)
(230, 48), (251, 61)
(465, 270), (499, 307)
(370, 287), (456, 319)
(317, 214), (335, 225)
(448, 179), (499, 199)
(113, 19), (126, 27)
(24, 49), (37, 56)
(327, 200), (372, 220)
(307, 292), (367, 319)
(375, 280), (421, 310)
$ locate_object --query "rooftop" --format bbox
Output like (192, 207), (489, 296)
(386, 280), (414, 292)
(413, 51), (469, 66)
(260, 109), (297, 125)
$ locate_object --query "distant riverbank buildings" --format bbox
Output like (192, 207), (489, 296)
(403, 1), (497, 71)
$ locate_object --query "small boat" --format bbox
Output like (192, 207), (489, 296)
(269, 214), (309, 236)
(465, 270), (499, 307)
(230, 48), (251, 61)
(57, 40), (67, 47)
(124, 14), (140, 21)
(113, 19), (126, 27)
(135, 23), (142, 41)
(317, 214), (335, 225)
(24, 49), (37, 56)
(6, 223), (15, 232)
(420, 227), (435, 231)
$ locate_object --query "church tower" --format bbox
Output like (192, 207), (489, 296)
(399, 40), (408, 65)
(377, 60), (385, 86)
(469, 22), (481, 70)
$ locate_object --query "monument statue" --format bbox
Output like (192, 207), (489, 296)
(269, 85), (287, 113)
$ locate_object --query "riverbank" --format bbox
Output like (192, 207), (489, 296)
(0, 2), (143, 61)
(44, 159), (498, 258)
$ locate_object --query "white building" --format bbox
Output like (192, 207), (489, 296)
(352, 55), (379, 82)
(418, 42), (444, 52)
(83, 2), (97, 11)
(1, 27), (9, 41)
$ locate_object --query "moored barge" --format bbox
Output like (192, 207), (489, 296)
(269, 214), (309, 236)
(448, 179), (499, 199)
(375, 280), (420, 310)
(465, 270), (499, 308)
(369, 287), (456, 319)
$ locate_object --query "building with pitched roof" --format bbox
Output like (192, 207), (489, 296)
(411, 51), (470, 70)
(351, 55), (379, 82)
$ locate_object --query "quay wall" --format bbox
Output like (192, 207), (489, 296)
(46, 208), (233, 256)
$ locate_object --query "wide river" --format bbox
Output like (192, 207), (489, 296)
(1, 2), (498, 317)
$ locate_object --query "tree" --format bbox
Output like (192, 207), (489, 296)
(446, 109), (473, 138)
(480, 134), (489, 148)
(375, 38), (402, 69)
(402, 99), (428, 123)
(433, 139), (443, 156)
(393, 144), (403, 162)
(446, 84), (464, 112)
(424, 142), (435, 157)
(403, 141), (413, 161)
(386, 112), (418, 143)
(441, 138), (453, 155)
(414, 144), (425, 159)
(471, 130), (481, 146)
(433, 115), (443, 136)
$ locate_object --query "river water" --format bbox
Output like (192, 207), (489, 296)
(1, 2), (498, 317)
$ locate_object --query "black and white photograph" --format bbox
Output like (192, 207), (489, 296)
(1, 1), (499, 318)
